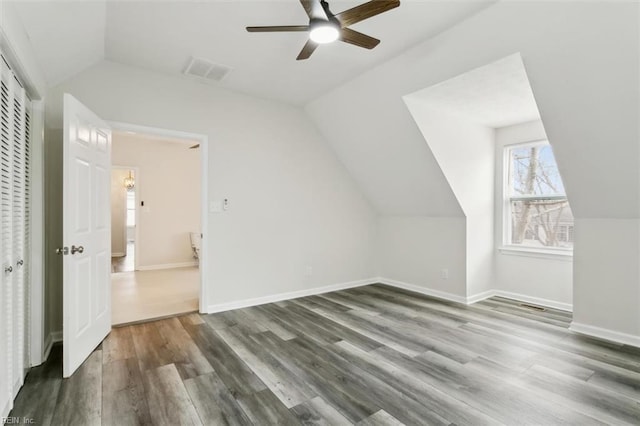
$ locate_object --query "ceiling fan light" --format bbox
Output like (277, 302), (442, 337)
(309, 24), (339, 44)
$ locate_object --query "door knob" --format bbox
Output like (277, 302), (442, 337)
(56, 247), (69, 255)
(16, 260), (24, 266)
(4, 266), (12, 274)
(71, 245), (84, 255)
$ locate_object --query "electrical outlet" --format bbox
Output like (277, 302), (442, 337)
(441, 269), (449, 280)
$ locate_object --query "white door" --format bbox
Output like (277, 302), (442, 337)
(63, 94), (111, 377)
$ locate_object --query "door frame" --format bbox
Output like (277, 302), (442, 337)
(108, 122), (209, 313)
(111, 165), (140, 271)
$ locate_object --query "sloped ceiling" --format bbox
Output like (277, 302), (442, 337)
(306, 1), (640, 218)
(11, 0), (494, 104)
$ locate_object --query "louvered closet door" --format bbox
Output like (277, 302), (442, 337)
(0, 55), (13, 417)
(0, 54), (31, 416)
(12, 81), (26, 390)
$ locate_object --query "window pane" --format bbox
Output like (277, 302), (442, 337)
(510, 144), (566, 196)
(126, 210), (135, 227)
(126, 191), (135, 209)
(510, 199), (574, 248)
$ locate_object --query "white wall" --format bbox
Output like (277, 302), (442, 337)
(44, 60), (377, 332)
(494, 120), (573, 308)
(110, 169), (128, 257)
(403, 101), (495, 298)
(308, 2), (640, 342)
(376, 216), (466, 300)
(112, 134), (201, 268)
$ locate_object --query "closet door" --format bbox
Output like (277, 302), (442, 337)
(0, 54), (31, 416)
(12, 81), (26, 390)
(0, 54), (13, 417)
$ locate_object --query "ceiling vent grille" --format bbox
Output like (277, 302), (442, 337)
(183, 57), (232, 82)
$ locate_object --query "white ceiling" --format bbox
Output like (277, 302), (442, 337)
(11, 0), (494, 105)
(405, 54), (540, 128)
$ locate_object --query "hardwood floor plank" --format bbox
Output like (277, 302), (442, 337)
(356, 409), (404, 426)
(181, 321), (267, 396)
(129, 322), (179, 372)
(251, 331), (379, 423)
(102, 358), (151, 426)
(143, 363), (202, 425)
(287, 301), (383, 351)
(333, 341), (503, 426)
(236, 388), (300, 425)
(102, 326), (136, 364)
(183, 372), (253, 426)
(517, 364), (640, 425)
(290, 396), (352, 425)
(216, 324), (317, 407)
(287, 336), (452, 425)
(50, 349), (102, 426)
(155, 317), (214, 379)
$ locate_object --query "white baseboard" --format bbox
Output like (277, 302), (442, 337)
(206, 278), (377, 314)
(491, 290), (572, 312)
(137, 261), (198, 271)
(466, 290), (495, 304)
(376, 277), (468, 305)
(43, 331), (63, 362)
(111, 252), (125, 258)
(570, 322), (640, 348)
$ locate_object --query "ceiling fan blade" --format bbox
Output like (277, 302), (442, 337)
(296, 39), (319, 60)
(299, 0), (328, 20)
(335, 0), (400, 27)
(189, 144), (200, 149)
(339, 27), (380, 49)
(246, 25), (309, 32)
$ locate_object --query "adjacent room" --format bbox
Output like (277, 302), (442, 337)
(110, 131), (202, 325)
(1, 0), (639, 424)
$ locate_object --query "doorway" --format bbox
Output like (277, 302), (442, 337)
(109, 128), (205, 325)
(111, 167), (137, 273)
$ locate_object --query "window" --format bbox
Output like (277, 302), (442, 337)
(505, 141), (573, 250)
(126, 190), (136, 227)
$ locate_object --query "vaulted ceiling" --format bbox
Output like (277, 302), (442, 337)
(11, 0), (494, 105)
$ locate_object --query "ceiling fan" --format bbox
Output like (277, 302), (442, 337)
(246, 0), (400, 60)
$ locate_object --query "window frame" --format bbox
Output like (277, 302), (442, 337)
(501, 139), (573, 257)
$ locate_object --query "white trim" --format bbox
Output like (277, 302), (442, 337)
(490, 290), (572, 312)
(42, 331), (62, 362)
(111, 252), (125, 258)
(466, 290), (495, 304)
(136, 261), (198, 271)
(498, 246), (573, 261)
(376, 277), (468, 304)
(107, 121), (208, 315)
(206, 278), (376, 314)
(570, 322), (640, 348)
(29, 100), (45, 367)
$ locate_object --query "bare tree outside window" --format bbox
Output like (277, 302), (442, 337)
(507, 143), (573, 249)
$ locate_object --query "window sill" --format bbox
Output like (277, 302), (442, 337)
(498, 246), (573, 261)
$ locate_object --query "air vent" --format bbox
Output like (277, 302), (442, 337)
(183, 57), (232, 82)
(519, 303), (546, 312)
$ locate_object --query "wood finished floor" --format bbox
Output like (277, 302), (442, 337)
(9, 284), (640, 425)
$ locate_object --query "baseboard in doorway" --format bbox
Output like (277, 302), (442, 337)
(111, 252), (125, 258)
(43, 331), (63, 362)
(137, 261), (198, 271)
